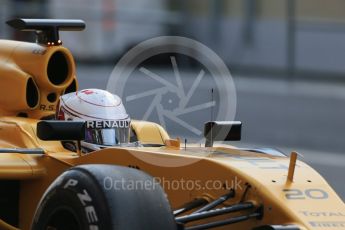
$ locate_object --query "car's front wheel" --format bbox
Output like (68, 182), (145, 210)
(32, 164), (177, 230)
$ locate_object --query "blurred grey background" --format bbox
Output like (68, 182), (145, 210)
(1, 0), (344, 199)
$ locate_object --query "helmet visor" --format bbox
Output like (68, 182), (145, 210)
(85, 120), (130, 146)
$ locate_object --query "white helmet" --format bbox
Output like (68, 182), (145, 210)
(57, 89), (131, 149)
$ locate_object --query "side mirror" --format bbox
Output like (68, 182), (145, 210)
(204, 121), (242, 147)
(37, 121), (85, 141)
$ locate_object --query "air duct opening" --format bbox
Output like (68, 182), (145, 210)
(47, 51), (69, 85)
(47, 92), (57, 102)
(26, 78), (39, 108)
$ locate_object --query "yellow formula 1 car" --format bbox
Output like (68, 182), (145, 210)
(0, 19), (344, 230)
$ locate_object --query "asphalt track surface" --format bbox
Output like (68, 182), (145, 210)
(77, 64), (345, 201)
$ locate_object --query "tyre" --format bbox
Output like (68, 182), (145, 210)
(32, 164), (177, 230)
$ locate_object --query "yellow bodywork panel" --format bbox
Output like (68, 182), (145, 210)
(131, 120), (170, 145)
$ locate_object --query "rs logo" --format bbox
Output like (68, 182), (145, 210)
(40, 104), (55, 111)
(32, 49), (46, 55)
(283, 189), (329, 200)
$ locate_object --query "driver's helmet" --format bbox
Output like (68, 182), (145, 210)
(56, 89), (130, 150)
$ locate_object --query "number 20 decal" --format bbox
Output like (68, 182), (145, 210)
(283, 189), (328, 200)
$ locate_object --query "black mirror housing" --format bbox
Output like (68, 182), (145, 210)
(204, 121), (242, 147)
(37, 121), (85, 141)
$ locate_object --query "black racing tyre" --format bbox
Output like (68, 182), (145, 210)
(32, 164), (177, 230)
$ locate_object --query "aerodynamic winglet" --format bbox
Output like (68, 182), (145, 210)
(6, 18), (85, 45)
